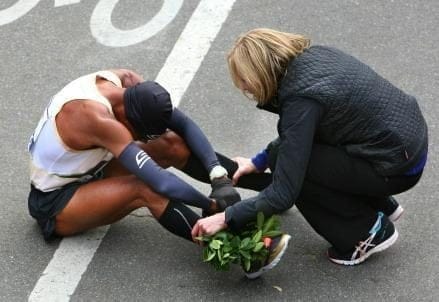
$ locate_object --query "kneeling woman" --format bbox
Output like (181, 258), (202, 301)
(192, 28), (428, 265)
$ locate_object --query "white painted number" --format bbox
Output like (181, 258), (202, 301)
(0, 0), (183, 47)
(0, 0), (40, 26)
(90, 0), (183, 47)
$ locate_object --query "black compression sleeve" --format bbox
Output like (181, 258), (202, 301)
(167, 108), (219, 172)
(158, 199), (200, 241)
(118, 142), (211, 209)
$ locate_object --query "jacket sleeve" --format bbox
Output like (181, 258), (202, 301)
(225, 97), (323, 230)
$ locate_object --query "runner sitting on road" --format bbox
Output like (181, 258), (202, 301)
(27, 69), (242, 242)
(27, 69), (291, 279)
(191, 28), (428, 266)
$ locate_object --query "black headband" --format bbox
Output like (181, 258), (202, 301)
(124, 81), (173, 139)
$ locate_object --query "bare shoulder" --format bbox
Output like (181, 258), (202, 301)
(57, 99), (112, 131)
(56, 100), (131, 155)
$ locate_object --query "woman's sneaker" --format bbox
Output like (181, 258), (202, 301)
(327, 212), (398, 266)
(245, 234), (291, 279)
(388, 205), (404, 222)
(385, 196), (404, 222)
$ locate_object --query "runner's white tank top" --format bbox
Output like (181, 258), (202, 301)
(28, 71), (122, 192)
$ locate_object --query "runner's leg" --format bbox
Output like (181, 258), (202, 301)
(55, 175), (199, 241)
(140, 130), (272, 191)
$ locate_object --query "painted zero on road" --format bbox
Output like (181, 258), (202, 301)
(0, 0), (183, 47)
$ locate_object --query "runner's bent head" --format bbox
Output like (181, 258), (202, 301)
(124, 81), (173, 140)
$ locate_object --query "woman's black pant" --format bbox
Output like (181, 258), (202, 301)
(183, 143), (421, 252)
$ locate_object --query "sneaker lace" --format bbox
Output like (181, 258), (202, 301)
(351, 212), (384, 261)
(351, 233), (376, 260)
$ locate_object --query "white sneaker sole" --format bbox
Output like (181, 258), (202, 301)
(389, 205), (404, 222)
(328, 229), (399, 266)
(245, 234), (291, 279)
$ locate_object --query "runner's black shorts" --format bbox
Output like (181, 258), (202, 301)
(27, 174), (103, 241)
(28, 181), (80, 241)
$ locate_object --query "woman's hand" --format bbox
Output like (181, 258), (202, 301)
(192, 212), (227, 243)
(232, 156), (258, 185)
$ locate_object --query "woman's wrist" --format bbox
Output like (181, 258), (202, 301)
(218, 212), (227, 228)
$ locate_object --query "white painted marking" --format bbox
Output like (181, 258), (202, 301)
(90, 0), (184, 47)
(28, 0), (236, 301)
(0, 0), (40, 26)
(28, 226), (109, 302)
(156, 0), (236, 106)
(54, 0), (81, 8)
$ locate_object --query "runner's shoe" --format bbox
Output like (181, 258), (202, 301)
(245, 234), (291, 279)
(327, 212), (398, 266)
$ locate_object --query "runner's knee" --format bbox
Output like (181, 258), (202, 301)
(134, 178), (169, 216)
(160, 131), (190, 168)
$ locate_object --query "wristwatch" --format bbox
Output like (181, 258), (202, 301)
(209, 165), (228, 181)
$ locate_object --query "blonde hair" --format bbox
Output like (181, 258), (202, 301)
(228, 28), (310, 104)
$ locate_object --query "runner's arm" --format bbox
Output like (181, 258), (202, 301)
(167, 108), (225, 178)
(58, 101), (212, 209)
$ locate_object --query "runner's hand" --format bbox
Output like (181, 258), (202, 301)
(209, 176), (241, 208)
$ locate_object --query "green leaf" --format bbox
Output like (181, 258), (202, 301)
(214, 231), (228, 240)
(240, 250), (251, 260)
(220, 262), (230, 270)
(244, 258), (251, 272)
(223, 245), (232, 253)
(256, 212), (264, 230)
(231, 257), (239, 264)
(240, 237), (251, 249)
(205, 250), (216, 262)
(203, 247), (209, 260)
(253, 242), (265, 252)
(230, 236), (240, 248)
(262, 230), (283, 238)
(196, 236), (212, 242)
(252, 230), (262, 243)
(262, 215), (275, 233)
(209, 239), (223, 250)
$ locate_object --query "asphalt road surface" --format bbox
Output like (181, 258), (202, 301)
(1, 0), (438, 301)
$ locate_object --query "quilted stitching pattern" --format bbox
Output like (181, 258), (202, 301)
(277, 46), (427, 175)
